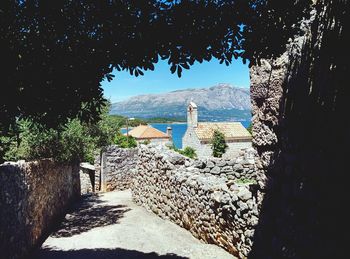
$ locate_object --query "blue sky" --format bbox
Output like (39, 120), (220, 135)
(101, 58), (250, 102)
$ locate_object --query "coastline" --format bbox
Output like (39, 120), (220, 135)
(151, 121), (186, 124)
(122, 120), (251, 129)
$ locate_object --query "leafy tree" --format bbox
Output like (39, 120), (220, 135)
(106, 115), (149, 129)
(0, 136), (11, 162)
(0, 0), (312, 131)
(211, 130), (228, 158)
(0, 102), (119, 164)
(88, 103), (121, 148)
(58, 119), (97, 163)
(130, 119), (147, 127)
(0, 120), (31, 161)
(113, 133), (137, 148)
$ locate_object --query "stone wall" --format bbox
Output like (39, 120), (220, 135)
(183, 127), (252, 158)
(0, 160), (80, 259)
(139, 138), (170, 145)
(182, 126), (202, 153)
(249, 2), (348, 258)
(198, 142), (252, 159)
(96, 146), (138, 192)
(80, 168), (98, 194)
(132, 144), (264, 258)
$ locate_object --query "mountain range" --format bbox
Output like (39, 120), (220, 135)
(110, 83), (251, 122)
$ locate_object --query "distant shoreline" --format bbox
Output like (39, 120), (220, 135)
(151, 121), (186, 124)
(121, 122), (186, 129)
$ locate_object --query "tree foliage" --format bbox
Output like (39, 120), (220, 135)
(211, 130), (228, 158)
(0, 102), (119, 164)
(0, 0), (312, 131)
(113, 133), (137, 148)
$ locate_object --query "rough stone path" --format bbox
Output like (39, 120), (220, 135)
(33, 190), (235, 259)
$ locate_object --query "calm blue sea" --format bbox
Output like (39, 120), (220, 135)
(122, 120), (251, 149)
(150, 123), (188, 149)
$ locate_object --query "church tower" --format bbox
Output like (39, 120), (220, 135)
(187, 101), (198, 128)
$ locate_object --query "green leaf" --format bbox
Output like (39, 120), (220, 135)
(177, 66), (182, 77)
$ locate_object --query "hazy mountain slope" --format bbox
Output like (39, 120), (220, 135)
(110, 84), (251, 121)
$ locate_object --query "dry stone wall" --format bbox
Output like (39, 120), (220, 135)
(96, 146), (138, 192)
(80, 168), (99, 194)
(248, 3), (348, 258)
(0, 160), (80, 259)
(132, 144), (264, 258)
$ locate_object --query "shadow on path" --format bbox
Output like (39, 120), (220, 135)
(36, 247), (189, 259)
(52, 194), (130, 238)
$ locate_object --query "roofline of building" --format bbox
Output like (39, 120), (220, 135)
(127, 125), (170, 139)
(197, 121), (247, 124)
(135, 137), (170, 140)
(198, 136), (252, 141)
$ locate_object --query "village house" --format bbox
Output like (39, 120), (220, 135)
(182, 102), (252, 158)
(126, 125), (172, 145)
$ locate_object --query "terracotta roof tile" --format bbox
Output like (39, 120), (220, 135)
(194, 122), (251, 141)
(127, 125), (169, 139)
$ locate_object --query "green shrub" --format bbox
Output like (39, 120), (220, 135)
(0, 135), (21, 163)
(113, 133), (137, 148)
(1, 119), (99, 164)
(58, 119), (97, 163)
(166, 143), (177, 150)
(247, 122), (252, 135)
(140, 139), (151, 145)
(0, 120), (59, 162)
(211, 130), (228, 158)
(0, 102), (120, 163)
(179, 147), (197, 159)
(167, 144), (197, 159)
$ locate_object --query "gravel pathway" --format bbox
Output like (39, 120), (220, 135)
(33, 190), (235, 259)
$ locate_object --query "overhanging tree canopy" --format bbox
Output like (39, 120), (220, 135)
(0, 0), (311, 131)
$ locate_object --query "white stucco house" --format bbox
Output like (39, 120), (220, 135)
(182, 102), (252, 158)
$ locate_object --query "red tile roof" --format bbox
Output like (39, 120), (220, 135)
(126, 125), (170, 140)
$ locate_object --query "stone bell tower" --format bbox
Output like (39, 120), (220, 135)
(187, 101), (198, 128)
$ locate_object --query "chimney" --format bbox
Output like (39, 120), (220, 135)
(166, 126), (172, 141)
(187, 101), (198, 128)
